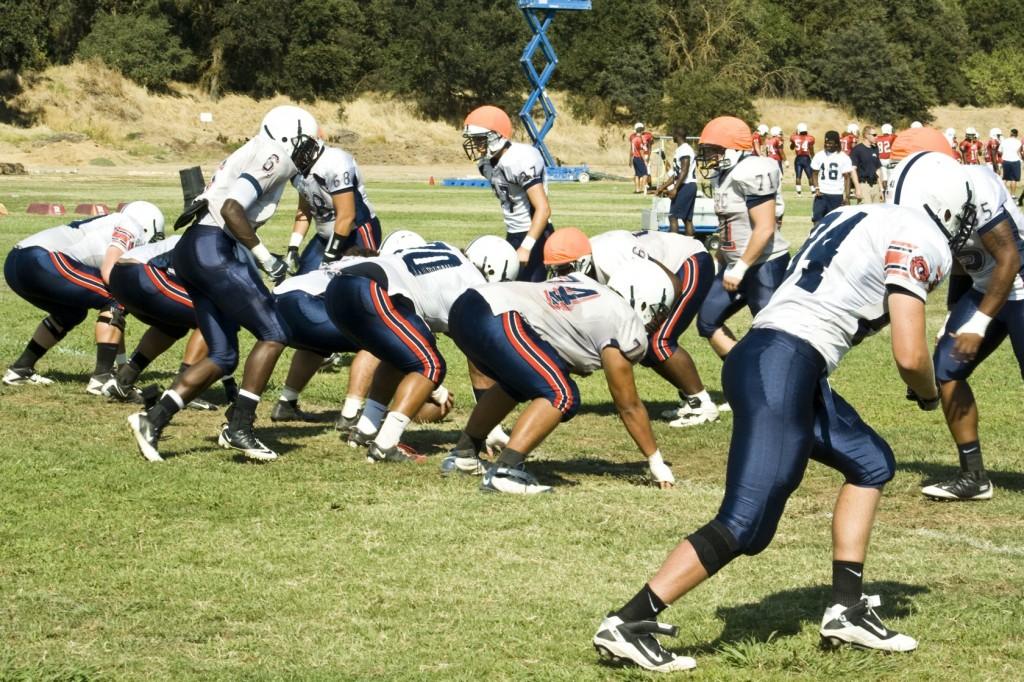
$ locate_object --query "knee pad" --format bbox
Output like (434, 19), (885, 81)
(208, 347), (239, 375)
(687, 520), (740, 577)
(42, 316), (69, 341)
(98, 305), (127, 332)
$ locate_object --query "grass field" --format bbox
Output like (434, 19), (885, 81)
(1, 173), (1022, 680)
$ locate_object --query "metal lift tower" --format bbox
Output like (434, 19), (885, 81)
(517, 0), (591, 182)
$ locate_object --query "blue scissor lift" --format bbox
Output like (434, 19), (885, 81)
(517, 0), (591, 182)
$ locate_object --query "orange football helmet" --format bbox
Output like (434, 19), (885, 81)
(463, 106), (513, 160)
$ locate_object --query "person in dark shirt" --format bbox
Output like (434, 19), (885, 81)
(850, 127), (883, 203)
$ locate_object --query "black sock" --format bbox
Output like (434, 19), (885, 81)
(116, 362), (141, 388)
(13, 340), (47, 370)
(473, 386), (487, 402)
(148, 393), (182, 429)
(221, 376), (239, 404)
(129, 351), (153, 372)
(497, 447), (526, 468)
(229, 394), (259, 430)
(93, 342), (118, 376)
(615, 584), (668, 622)
(957, 441), (984, 474)
(831, 560), (864, 607)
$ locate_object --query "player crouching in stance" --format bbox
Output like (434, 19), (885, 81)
(128, 105), (320, 462)
(325, 233), (519, 463)
(543, 227), (718, 427)
(593, 152), (976, 671)
(4, 201), (164, 391)
(443, 260), (679, 494)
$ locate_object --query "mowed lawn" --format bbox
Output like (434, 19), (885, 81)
(1, 172), (1022, 680)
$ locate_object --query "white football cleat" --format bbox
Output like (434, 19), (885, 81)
(819, 595), (918, 652)
(593, 614), (696, 672)
(86, 373), (112, 396)
(668, 401), (719, 428)
(127, 412), (164, 462)
(440, 452), (488, 476)
(218, 424), (278, 461)
(3, 367), (54, 386)
(480, 464), (552, 495)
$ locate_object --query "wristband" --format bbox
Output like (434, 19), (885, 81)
(430, 384), (449, 404)
(956, 310), (992, 337)
(726, 259), (749, 279)
(251, 241), (273, 267)
(519, 235), (536, 252)
(288, 232), (304, 248)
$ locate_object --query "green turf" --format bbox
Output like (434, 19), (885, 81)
(1, 174), (1022, 680)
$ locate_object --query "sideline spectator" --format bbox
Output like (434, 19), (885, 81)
(1000, 128), (1022, 196)
(876, 123), (895, 196)
(789, 123), (815, 195)
(629, 123), (653, 194)
(655, 129), (698, 236)
(850, 126), (883, 203)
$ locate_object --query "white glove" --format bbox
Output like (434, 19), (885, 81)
(648, 450), (675, 485)
(723, 260), (749, 289)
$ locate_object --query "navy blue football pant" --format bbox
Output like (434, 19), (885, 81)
(714, 328), (895, 556)
(107, 262), (195, 340)
(794, 156), (812, 183)
(507, 224), (555, 282)
(275, 290), (358, 357)
(297, 216), (382, 274)
(697, 254), (789, 338)
(449, 289), (580, 419)
(325, 273), (445, 385)
(934, 288), (1024, 383)
(4, 246), (118, 331)
(172, 225), (287, 374)
(812, 193), (844, 223)
(643, 252), (714, 366)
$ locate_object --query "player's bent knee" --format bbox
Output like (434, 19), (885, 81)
(208, 349), (240, 375)
(687, 520), (740, 576)
(696, 318), (718, 339)
(852, 456), (895, 488)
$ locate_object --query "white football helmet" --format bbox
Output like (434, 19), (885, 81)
(259, 105), (322, 176)
(607, 260), (674, 330)
(769, 126), (782, 137)
(965, 126), (978, 138)
(756, 124), (769, 135)
(910, 121), (923, 128)
(990, 128), (1002, 139)
(847, 123), (859, 135)
(886, 152), (977, 256)
(121, 201), (165, 243)
(379, 230), (426, 256)
(796, 122), (808, 134)
(465, 235), (519, 282)
(881, 123), (894, 135)
(591, 230), (647, 284)
(944, 127), (956, 142)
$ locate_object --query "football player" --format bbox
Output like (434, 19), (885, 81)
(593, 152), (975, 671)
(284, 142), (381, 275)
(692, 116), (790, 359)
(810, 130), (860, 223)
(654, 129), (698, 236)
(985, 128), (1002, 176)
(442, 260), (679, 494)
(764, 126), (786, 173)
(998, 128), (1021, 196)
(4, 201), (164, 392)
(789, 122), (815, 195)
(752, 124), (768, 156)
(325, 233), (519, 463)
(876, 123), (895, 192)
(128, 105), (320, 462)
(628, 122), (653, 194)
(463, 105), (553, 282)
(543, 227), (718, 427)
(840, 123), (858, 155)
(960, 127), (984, 165)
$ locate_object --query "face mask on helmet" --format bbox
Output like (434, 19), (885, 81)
(466, 235), (520, 282)
(462, 125), (507, 161)
(260, 106), (323, 177)
(121, 201), (165, 243)
(889, 152), (978, 257)
(696, 144), (743, 179)
(607, 262), (674, 332)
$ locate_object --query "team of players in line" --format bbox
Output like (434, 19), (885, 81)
(5, 106), (1022, 672)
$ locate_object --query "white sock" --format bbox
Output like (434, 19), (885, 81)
(280, 385), (300, 402)
(375, 412), (411, 450)
(356, 399), (387, 435)
(341, 396), (364, 419)
(238, 389), (260, 403)
(686, 390), (713, 407)
(163, 389), (185, 409)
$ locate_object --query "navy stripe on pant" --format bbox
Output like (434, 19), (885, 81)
(5, 246), (115, 330)
(716, 328), (894, 556)
(172, 225), (287, 374)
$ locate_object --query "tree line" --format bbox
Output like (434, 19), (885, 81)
(3, 0), (1023, 132)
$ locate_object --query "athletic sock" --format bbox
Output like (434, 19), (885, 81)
(128, 351), (153, 372)
(229, 390), (260, 430)
(94, 342), (119, 376)
(12, 340), (47, 370)
(615, 583), (668, 622)
(831, 560), (864, 608)
(957, 441), (984, 474)
(497, 447), (527, 468)
(221, 376), (239, 404)
(683, 389), (713, 407)
(375, 412), (411, 450)
(341, 396), (364, 419)
(148, 390), (184, 429)
(356, 399), (387, 436)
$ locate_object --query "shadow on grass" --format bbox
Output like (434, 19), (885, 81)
(530, 457), (652, 489)
(900, 459), (1024, 493)
(571, 389), (731, 419)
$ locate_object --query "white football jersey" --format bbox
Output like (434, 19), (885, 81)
(754, 204), (951, 373)
(274, 269), (333, 297)
(120, 236), (181, 265)
(811, 150), (854, 195)
(960, 165), (1024, 300)
(711, 155), (789, 265)
(671, 143), (696, 184)
(633, 230), (707, 273)
(478, 142), (548, 233)
(339, 241), (484, 333)
(198, 136), (297, 232)
(17, 212), (150, 268)
(476, 273), (648, 375)
(291, 146), (376, 240)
